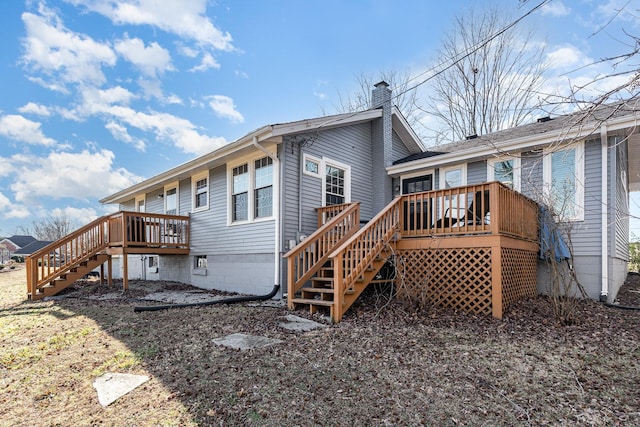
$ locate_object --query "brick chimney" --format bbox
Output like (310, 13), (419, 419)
(371, 81), (393, 213)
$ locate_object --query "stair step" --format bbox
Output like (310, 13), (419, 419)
(300, 287), (356, 295)
(291, 298), (334, 307)
(311, 277), (334, 283)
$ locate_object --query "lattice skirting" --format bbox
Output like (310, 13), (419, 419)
(395, 245), (537, 317)
(501, 247), (537, 308)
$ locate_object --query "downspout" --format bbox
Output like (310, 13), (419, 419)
(600, 125), (609, 301)
(252, 136), (281, 296)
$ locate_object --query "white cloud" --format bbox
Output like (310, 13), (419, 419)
(21, 7), (116, 86)
(207, 95), (244, 123)
(541, 1), (570, 17)
(189, 52), (220, 72)
(105, 121), (146, 151)
(18, 102), (52, 116)
(25, 76), (70, 94)
(67, 0), (234, 51)
(0, 115), (56, 146)
(9, 149), (142, 203)
(50, 206), (99, 225)
(163, 94), (183, 105)
(546, 45), (589, 71)
(114, 36), (174, 77)
(176, 43), (198, 58)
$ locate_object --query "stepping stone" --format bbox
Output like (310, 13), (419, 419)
(93, 372), (150, 407)
(213, 333), (282, 350)
(279, 314), (327, 332)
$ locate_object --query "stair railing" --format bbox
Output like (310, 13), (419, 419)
(328, 197), (401, 321)
(26, 216), (110, 298)
(284, 202), (360, 308)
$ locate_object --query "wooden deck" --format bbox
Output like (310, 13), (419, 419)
(285, 182), (539, 322)
(26, 211), (189, 300)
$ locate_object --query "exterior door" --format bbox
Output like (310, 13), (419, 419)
(402, 174), (433, 231)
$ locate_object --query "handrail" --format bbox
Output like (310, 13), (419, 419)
(328, 197), (401, 321)
(27, 215), (109, 297)
(315, 203), (354, 227)
(27, 210), (190, 297)
(284, 202), (360, 306)
(398, 181), (538, 241)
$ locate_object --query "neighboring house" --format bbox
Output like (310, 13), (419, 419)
(0, 235), (37, 260)
(98, 82), (422, 297)
(387, 101), (639, 302)
(14, 240), (54, 257)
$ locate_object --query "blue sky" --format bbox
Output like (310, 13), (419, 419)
(0, 0), (638, 238)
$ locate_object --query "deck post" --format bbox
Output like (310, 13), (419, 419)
(107, 256), (113, 287)
(287, 258), (295, 310)
(491, 243), (503, 319)
(122, 252), (129, 291)
(333, 254), (344, 323)
(100, 263), (105, 286)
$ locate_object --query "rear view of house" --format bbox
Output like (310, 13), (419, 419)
(25, 84), (639, 322)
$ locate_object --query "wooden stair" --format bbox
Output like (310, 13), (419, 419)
(29, 253), (110, 300)
(290, 251), (391, 319)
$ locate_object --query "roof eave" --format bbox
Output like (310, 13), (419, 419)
(99, 125), (275, 205)
(387, 113), (639, 176)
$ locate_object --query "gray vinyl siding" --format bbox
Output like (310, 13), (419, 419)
(282, 123), (377, 245)
(120, 200), (135, 211)
(391, 130), (412, 162)
(189, 164), (274, 256)
(520, 151), (542, 200)
(467, 161), (487, 184)
(612, 136), (629, 260)
(574, 139), (603, 257)
(145, 188), (164, 212)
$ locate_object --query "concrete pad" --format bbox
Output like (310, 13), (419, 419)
(279, 314), (327, 332)
(93, 372), (150, 407)
(142, 290), (224, 304)
(213, 333), (282, 350)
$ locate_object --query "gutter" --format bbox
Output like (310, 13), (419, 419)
(252, 136), (282, 296)
(600, 125), (609, 301)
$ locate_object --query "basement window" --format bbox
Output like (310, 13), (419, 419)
(194, 255), (207, 269)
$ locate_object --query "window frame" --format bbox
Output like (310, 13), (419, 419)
(322, 157), (351, 207)
(191, 171), (210, 213)
(439, 164), (467, 189)
(227, 154), (277, 225)
(302, 153), (321, 178)
(164, 182), (179, 216)
(487, 156), (521, 191)
(542, 141), (585, 221)
(135, 195), (146, 213)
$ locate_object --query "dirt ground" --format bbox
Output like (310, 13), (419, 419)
(1, 265), (640, 426)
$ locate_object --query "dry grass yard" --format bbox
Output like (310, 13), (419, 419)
(1, 264), (640, 426)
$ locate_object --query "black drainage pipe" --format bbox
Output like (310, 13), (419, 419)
(603, 302), (640, 311)
(133, 284), (280, 313)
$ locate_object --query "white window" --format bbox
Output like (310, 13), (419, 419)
(232, 164), (249, 221)
(439, 164), (467, 189)
(439, 164), (467, 219)
(192, 172), (209, 212)
(164, 183), (179, 215)
(323, 159), (351, 206)
(303, 153), (321, 177)
(148, 256), (158, 268)
(135, 196), (146, 212)
(229, 155), (276, 223)
(488, 157), (521, 191)
(543, 142), (585, 221)
(255, 157), (273, 218)
(194, 255), (207, 269)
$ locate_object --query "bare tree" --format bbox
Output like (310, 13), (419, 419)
(19, 213), (76, 241)
(423, 5), (549, 144)
(334, 70), (424, 138)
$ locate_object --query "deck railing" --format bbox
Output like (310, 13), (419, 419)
(27, 211), (189, 297)
(284, 202), (360, 306)
(399, 181), (538, 241)
(329, 197), (401, 321)
(315, 203), (354, 227)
